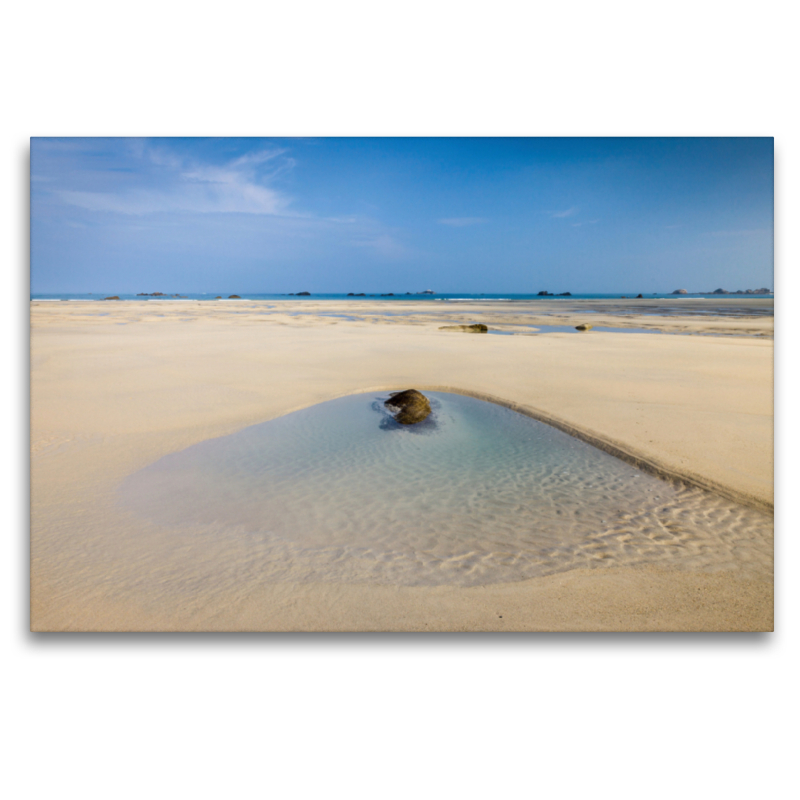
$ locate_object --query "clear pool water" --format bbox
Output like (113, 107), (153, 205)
(117, 392), (773, 586)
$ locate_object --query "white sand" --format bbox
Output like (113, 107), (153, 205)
(30, 299), (774, 631)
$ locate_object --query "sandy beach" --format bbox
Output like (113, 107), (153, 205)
(30, 298), (774, 631)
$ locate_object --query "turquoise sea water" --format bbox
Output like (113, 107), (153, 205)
(117, 392), (773, 587)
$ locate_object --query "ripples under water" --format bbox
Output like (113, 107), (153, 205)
(117, 392), (773, 586)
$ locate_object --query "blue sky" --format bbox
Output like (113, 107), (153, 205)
(30, 137), (773, 294)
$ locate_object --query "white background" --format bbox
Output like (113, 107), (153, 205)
(3, 2), (796, 798)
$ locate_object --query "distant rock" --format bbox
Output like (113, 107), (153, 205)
(103, 296), (120, 300)
(418, 290), (435, 295)
(672, 289), (688, 294)
(439, 323), (488, 333)
(384, 390), (432, 425)
(711, 288), (729, 294)
(557, 292), (572, 296)
(575, 323), (593, 331)
(214, 296), (222, 299)
(621, 296), (627, 299)
(228, 294), (241, 299)
(636, 294), (643, 298)
(296, 291), (311, 296)
(537, 290), (552, 296)
(347, 292), (355, 296)
(136, 292), (165, 296)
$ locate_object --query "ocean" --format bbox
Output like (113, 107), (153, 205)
(30, 291), (773, 302)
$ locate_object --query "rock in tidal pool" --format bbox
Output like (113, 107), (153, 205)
(575, 323), (593, 331)
(384, 389), (432, 425)
(439, 324), (488, 333)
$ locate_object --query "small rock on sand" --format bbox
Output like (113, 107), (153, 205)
(439, 323), (488, 333)
(575, 323), (593, 331)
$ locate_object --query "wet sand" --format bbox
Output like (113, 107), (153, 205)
(30, 298), (774, 631)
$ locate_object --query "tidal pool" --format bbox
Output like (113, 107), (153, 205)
(117, 392), (773, 587)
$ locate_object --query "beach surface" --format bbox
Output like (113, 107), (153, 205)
(30, 298), (774, 631)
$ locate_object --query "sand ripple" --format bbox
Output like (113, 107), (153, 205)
(117, 392), (773, 587)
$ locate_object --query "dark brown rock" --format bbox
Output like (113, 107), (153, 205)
(228, 294), (241, 299)
(438, 323), (488, 333)
(103, 296), (120, 300)
(575, 323), (593, 331)
(384, 389), (432, 425)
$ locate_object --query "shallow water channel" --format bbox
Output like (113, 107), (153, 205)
(118, 392), (772, 587)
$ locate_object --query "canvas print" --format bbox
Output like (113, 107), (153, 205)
(29, 137), (774, 631)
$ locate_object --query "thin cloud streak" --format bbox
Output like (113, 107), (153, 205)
(571, 219), (599, 227)
(550, 207), (578, 218)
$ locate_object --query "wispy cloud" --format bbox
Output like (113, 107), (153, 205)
(571, 219), (599, 227)
(34, 139), (414, 265)
(438, 217), (488, 227)
(56, 146), (293, 216)
(549, 207), (578, 218)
